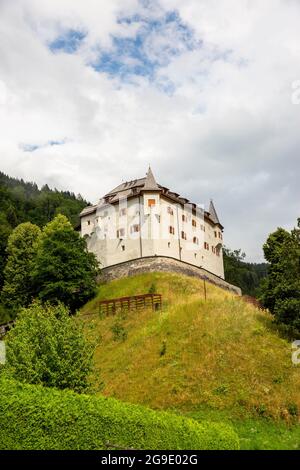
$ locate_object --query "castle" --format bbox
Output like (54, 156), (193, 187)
(80, 168), (225, 279)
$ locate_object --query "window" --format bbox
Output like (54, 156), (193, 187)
(204, 242), (209, 250)
(216, 247), (220, 257)
(182, 214), (187, 222)
(192, 219), (197, 227)
(212, 246), (216, 254)
(148, 199), (156, 207)
(193, 236), (199, 245)
(219, 232), (223, 240)
(119, 208), (127, 217)
(117, 228), (125, 238)
(167, 206), (174, 215)
(169, 226), (175, 235)
(130, 224), (140, 233)
(194, 253), (197, 258)
(168, 242), (171, 248)
(181, 231), (187, 240)
(87, 220), (91, 226)
(201, 225), (206, 232)
(121, 245), (125, 251)
(214, 231), (217, 238)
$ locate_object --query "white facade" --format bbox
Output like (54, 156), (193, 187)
(80, 169), (225, 279)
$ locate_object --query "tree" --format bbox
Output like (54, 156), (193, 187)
(259, 219), (300, 330)
(32, 214), (99, 311)
(4, 302), (94, 392)
(223, 247), (268, 296)
(1, 222), (41, 312)
(0, 213), (12, 289)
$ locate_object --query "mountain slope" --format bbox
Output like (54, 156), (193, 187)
(81, 272), (299, 422)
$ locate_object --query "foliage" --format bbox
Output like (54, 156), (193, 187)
(111, 320), (128, 342)
(189, 408), (300, 450)
(259, 219), (300, 330)
(81, 272), (300, 422)
(1, 222), (41, 312)
(0, 171), (87, 289)
(0, 377), (239, 450)
(223, 247), (268, 296)
(4, 302), (94, 392)
(31, 214), (99, 312)
(148, 282), (157, 294)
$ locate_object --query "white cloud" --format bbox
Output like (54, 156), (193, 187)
(0, 0), (299, 262)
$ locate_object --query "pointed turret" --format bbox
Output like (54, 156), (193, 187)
(143, 166), (160, 191)
(209, 199), (221, 225)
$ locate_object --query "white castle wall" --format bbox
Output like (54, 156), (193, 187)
(81, 192), (225, 279)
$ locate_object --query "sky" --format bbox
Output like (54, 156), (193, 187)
(0, 0), (299, 262)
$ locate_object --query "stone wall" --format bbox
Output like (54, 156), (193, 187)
(99, 255), (242, 296)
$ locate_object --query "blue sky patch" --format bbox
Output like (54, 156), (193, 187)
(49, 29), (86, 54)
(92, 9), (200, 85)
(21, 140), (65, 152)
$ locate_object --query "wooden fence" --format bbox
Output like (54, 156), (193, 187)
(97, 293), (162, 317)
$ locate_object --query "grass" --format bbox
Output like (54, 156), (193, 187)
(80, 271), (300, 449)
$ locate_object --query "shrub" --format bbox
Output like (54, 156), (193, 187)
(0, 378), (239, 450)
(4, 302), (94, 392)
(111, 320), (127, 342)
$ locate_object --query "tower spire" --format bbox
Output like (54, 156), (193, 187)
(209, 199), (221, 225)
(143, 166), (159, 191)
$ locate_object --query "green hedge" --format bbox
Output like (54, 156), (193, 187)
(0, 378), (239, 450)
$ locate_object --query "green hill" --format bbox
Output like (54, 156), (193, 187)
(81, 272), (300, 449)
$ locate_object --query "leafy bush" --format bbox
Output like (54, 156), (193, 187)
(4, 302), (94, 392)
(0, 378), (239, 450)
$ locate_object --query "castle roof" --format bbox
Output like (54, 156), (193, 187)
(80, 168), (223, 228)
(209, 200), (221, 225)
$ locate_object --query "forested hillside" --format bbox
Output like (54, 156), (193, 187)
(223, 247), (268, 297)
(0, 171), (88, 288)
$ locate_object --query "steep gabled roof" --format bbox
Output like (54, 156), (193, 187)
(209, 199), (221, 225)
(143, 166), (160, 191)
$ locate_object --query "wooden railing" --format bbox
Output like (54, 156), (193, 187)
(97, 293), (162, 317)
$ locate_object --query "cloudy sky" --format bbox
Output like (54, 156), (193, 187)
(0, 0), (299, 262)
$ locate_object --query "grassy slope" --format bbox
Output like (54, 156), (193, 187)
(81, 272), (300, 450)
